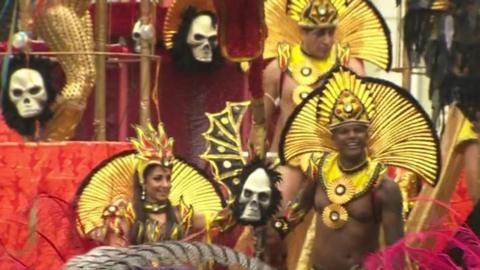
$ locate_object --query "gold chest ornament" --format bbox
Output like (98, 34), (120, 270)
(277, 43), (346, 105)
(316, 153), (385, 229)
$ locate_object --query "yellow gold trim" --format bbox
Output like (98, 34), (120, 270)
(216, 0), (267, 62)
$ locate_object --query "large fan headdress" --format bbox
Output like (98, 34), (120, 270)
(279, 68), (441, 185)
(75, 124), (224, 236)
(264, 0), (392, 71)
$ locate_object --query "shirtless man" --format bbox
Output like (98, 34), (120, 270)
(272, 67), (443, 269)
(261, 0), (365, 209)
(300, 123), (404, 269)
(263, 25), (364, 153)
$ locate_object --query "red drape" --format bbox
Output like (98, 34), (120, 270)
(0, 141), (132, 269)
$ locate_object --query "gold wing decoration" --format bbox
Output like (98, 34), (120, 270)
(35, 0), (95, 140)
(280, 68), (440, 185)
(163, 0), (216, 49)
(264, 0), (392, 71)
(76, 150), (224, 236)
(366, 77), (440, 185)
(201, 101), (250, 181)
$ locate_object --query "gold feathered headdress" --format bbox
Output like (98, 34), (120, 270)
(316, 73), (374, 130)
(130, 123), (174, 185)
(75, 122), (224, 235)
(280, 68), (441, 185)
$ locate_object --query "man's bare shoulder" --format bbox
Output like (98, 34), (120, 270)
(376, 175), (402, 203)
(264, 59), (282, 78)
(346, 57), (365, 76)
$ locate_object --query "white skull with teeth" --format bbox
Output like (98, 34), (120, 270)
(239, 168), (272, 222)
(186, 15), (218, 63)
(8, 68), (48, 118)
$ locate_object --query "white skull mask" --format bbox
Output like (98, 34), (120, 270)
(8, 68), (48, 118)
(239, 168), (272, 222)
(186, 15), (218, 63)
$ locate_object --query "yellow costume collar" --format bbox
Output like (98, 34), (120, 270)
(288, 44), (338, 86)
(318, 152), (385, 229)
(319, 152), (385, 198)
(277, 43), (339, 105)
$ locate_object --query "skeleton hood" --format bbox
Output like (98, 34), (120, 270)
(1, 54), (56, 136)
(229, 159), (282, 227)
(171, 6), (224, 73)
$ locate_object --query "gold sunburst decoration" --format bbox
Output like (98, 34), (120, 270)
(75, 151), (224, 236)
(326, 177), (355, 204)
(322, 203), (348, 229)
(264, 0), (392, 71)
(163, 0), (216, 49)
(279, 68), (440, 186)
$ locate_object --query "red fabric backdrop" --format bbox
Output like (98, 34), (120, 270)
(0, 140), (132, 269)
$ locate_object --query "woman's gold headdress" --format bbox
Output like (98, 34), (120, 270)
(75, 123), (224, 236)
(130, 124), (174, 185)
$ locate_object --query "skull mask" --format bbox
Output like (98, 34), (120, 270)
(186, 15), (218, 63)
(238, 168), (272, 222)
(8, 68), (48, 118)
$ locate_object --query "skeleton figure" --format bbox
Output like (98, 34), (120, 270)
(231, 159), (282, 227)
(239, 168), (273, 222)
(8, 68), (48, 118)
(1, 54), (56, 137)
(186, 15), (218, 62)
(171, 7), (223, 72)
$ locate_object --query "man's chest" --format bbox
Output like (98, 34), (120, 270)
(314, 186), (380, 223)
(280, 74), (326, 108)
